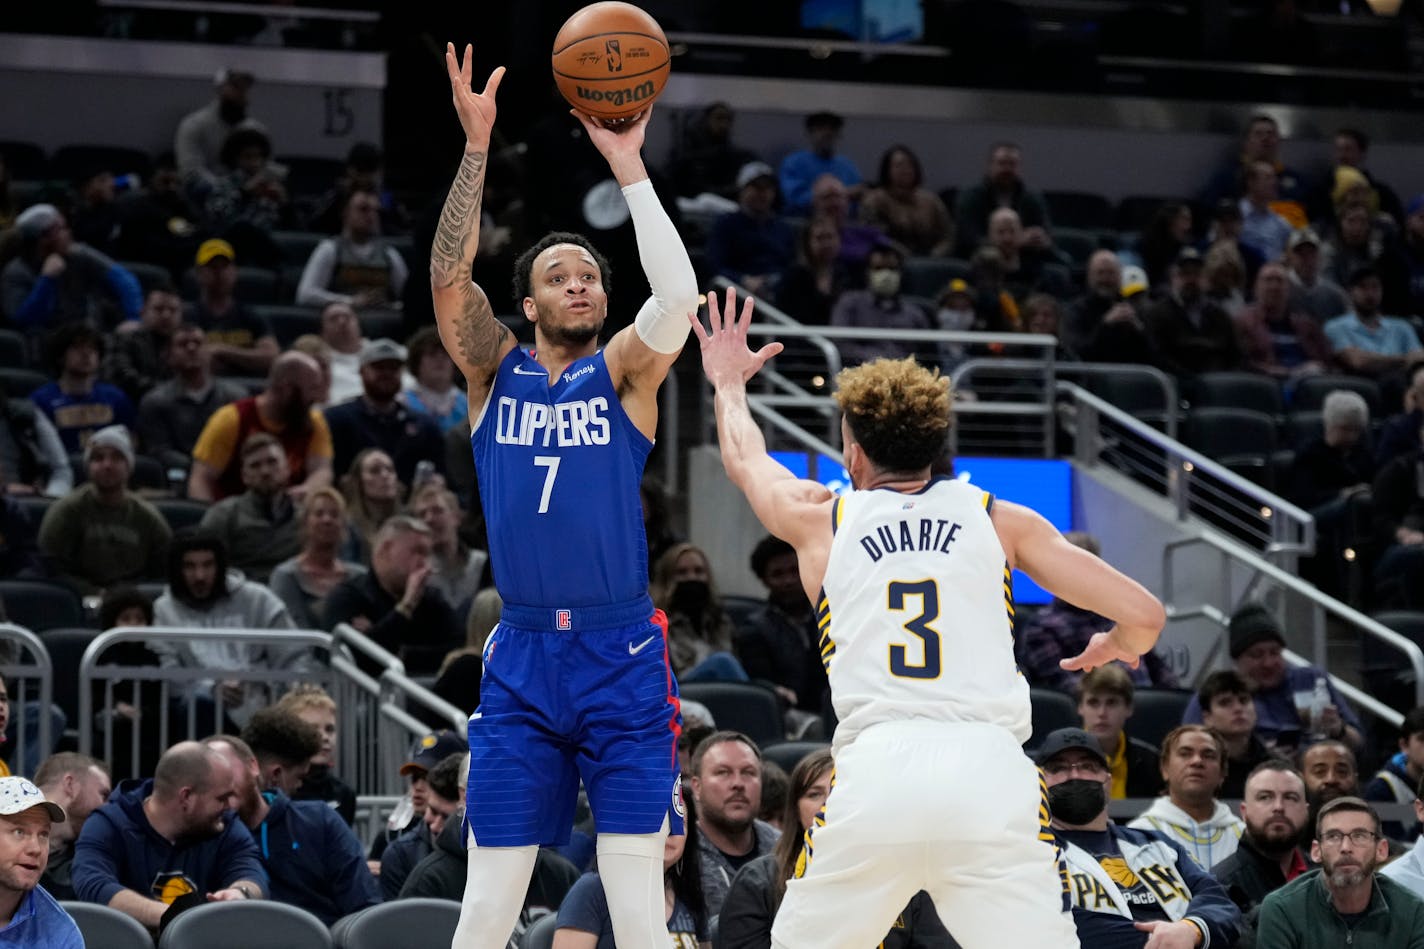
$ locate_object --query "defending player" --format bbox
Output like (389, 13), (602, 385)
(432, 45), (698, 949)
(693, 288), (1167, 948)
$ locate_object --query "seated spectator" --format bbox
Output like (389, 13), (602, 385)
(340, 447), (404, 557)
(775, 216), (851, 327)
(1181, 603), (1363, 755)
(1, 203), (142, 332)
(652, 543), (746, 683)
(29, 324), (135, 453)
(38, 426), (171, 594)
(1285, 228), (1351, 324)
(1199, 671), (1274, 800)
(35, 753), (112, 901)
(734, 536), (829, 719)
(197, 432), (301, 582)
(105, 285), (184, 402)
(410, 483), (485, 615)
(829, 242), (932, 366)
(1144, 247), (1243, 376)
(1285, 390), (1373, 515)
(808, 174), (884, 274)
(1376, 363), (1424, 470)
(1206, 199), (1266, 287)
(1203, 242), (1248, 319)
(268, 487), (366, 630)
(92, 589), (163, 780)
(1372, 435), (1424, 608)
(554, 790), (707, 947)
(136, 323), (248, 476)
(324, 515), (462, 674)
(1022, 293), (1077, 361)
(366, 730), (461, 864)
(187, 351), (332, 502)
(1382, 775), (1424, 895)
(1076, 666), (1161, 800)
(1202, 113), (1308, 226)
(111, 152), (199, 277)
(317, 302), (365, 405)
(667, 101), (758, 201)
(1015, 531), (1179, 691)
(1257, 797), (1424, 945)
(689, 732), (780, 921)
(1064, 251), (1157, 365)
(432, 587), (499, 718)
(399, 327), (467, 434)
(296, 187), (408, 309)
(1129, 726), (1245, 867)
(184, 239), (279, 377)
(0, 473), (44, 578)
(1039, 728), (1241, 948)
(205, 720), (380, 925)
(1235, 262), (1332, 380)
(174, 68), (266, 191)
(985, 207), (1069, 300)
(308, 142), (407, 236)
(151, 530), (302, 729)
(71, 741), (267, 933)
(380, 749), (462, 901)
(1238, 161), (1294, 263)
(325, 338), (445, 489)
(1211, 761), (1312, 919)
(1402, 195), (1424, 317)
(1324, 202), (1410, 314)
(954, 142), (1051, 258)
(275, 685), (357, 827)
(1325, 128), (1404, 226)
(1138, 202), (1195, 291)
(289, 333), (334, 406)
(859, 144), (953, 258)
(1363, 706), (1424, 842)
(69, 163), (123, 259)
(0, 776), (85, 947)
(0, 391), (72, 497)
(201, 127), (293, 251)
(1302, 740), (1361, 830)
(1324, 264), (1424, 385)
(777, 111), (862, 216)
(933, 276), (981, 369)
(707, 161), (795, 298)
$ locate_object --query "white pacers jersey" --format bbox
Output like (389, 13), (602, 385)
(819, 476), (1031, 751)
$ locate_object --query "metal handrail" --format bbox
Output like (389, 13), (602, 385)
(0, 624), (54, 772)
(710, 277), (844, 383)
(331, 622), (404, 676)
(380, 669), (466, 732)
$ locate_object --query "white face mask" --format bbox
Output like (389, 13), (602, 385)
(867, 268), (901, 298)
(938, 307), (975, 330)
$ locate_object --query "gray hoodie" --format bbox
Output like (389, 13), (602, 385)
(698, 818), (781, 922)
(1128, 797), (1245, 869)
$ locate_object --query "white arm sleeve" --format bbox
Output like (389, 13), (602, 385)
(295, 240), (348, 307)
(624, 179), (699, 354)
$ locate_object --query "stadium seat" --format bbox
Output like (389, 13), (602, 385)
(1186, 372), (1283, 418)
(761, 740), (830, 773)
(1044, 191), (1113, 230)
(154, 498), (210, 533)
(332, 898), (460, 949)
(51, 144), (152, 181)
(1027, 688), (1078, 751)
(0, 580), (84, 631)
(180, 266), (281, 305)
(275, 155), (344, 199)
(1291, 374), (1382, 416)
(1114, 195), (1174, 233)
(679, 682), (784, 746)
(158, 900), (332, 949)
(0, 140), (48, 181)
(62, 901), (154, 949)
(38, 628), (99, 726)
(1084, 366), (1177, 429)
(358, 308), (404, 342)
(1050, 227), (1103, 269)
(1180, 408), (1278, 484)
(1126, 688), (1193, 749)
(519, 913), (559, 949)
(10, 494), (52, 526)
(117, 260), (175, 293)
(250, 304), (323, 347)
(901, 256), (970, 300)
(721, 594), (764, 633)
(271, 230), (326, 267)
(0, 368), (47, 399)
(1281, 411), (1324, 449)
(0, 329), (28, 369)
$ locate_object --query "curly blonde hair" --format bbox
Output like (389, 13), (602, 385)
(833, 357), (951, 473)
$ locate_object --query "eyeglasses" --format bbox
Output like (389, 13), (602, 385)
(1043, 761), (1109, 779)
(1319, 830), (1379, 847)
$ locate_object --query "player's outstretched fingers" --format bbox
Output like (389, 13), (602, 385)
(688, 311), (711, 345)
(482, 65), (506, 99)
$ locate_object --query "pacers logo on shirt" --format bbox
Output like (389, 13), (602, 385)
(152, 873), (197, 904)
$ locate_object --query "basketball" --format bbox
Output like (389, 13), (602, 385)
(552, 2), (670, 122)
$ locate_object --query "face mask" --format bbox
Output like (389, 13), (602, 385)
(867, 268), (901, 298)
(670, 580), (711, 615)
(219, 99), (247, 124)
(938, 307), (974, 330)
(1047, 779), (1106, 825)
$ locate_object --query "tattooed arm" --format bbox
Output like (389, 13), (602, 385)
(430, 43), (515, 416)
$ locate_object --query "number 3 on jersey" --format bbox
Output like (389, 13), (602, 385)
(887, 580), (942, 679)
(534, 455), (560, 513)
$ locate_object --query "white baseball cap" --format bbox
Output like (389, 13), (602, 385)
(0, 778), (65, 822)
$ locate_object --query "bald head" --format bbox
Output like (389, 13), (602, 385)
(269, 350), (320, 388)
(152, 741), (226, 801)
(1087, 250), (1122, 297)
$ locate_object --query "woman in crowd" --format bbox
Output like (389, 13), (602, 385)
(340, 448), (404, 560)
(776, 216), (851, 327)
(401, 327), (468, 434)
(858, 145), (953, 258)
(651, 543), (746, 682)
(1137, 202), (1194, 290)
(433, 586), (501, 717)
(269, 486), (366, 630)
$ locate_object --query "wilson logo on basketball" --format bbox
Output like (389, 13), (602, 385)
(604, 39), (623, 72)
(575, 81), (655, 107)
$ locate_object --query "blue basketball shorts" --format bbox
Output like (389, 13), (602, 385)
(465, 597), (685, 847)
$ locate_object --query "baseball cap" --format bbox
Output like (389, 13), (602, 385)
(214, 68), (255, 89)
(1288, 228), (1321, 251)
(195, 238), (235, 267)
(1120, 265), (1148, 297)
(1174, 246), (1204, 268)
(399, 730), (465, 776)
(0, 777), (65, 823)
(736, 161), (776, 190)
(360, 338), (408, 367)
(15, 203), (61, 241)
(943, 277), (974, 300)
(1034, 727), (1109, 769)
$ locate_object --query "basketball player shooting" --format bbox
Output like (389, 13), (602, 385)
(692, 287), (1167, 948)
(433, 44), (698, 949)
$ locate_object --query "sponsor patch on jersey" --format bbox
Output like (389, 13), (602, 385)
(556, 609), (572, 631)
(672, 778), (686, 819)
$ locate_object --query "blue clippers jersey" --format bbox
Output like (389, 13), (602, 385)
(471, 348), (652, 610)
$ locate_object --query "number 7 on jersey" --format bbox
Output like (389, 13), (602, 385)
(534, 455), (561, 513)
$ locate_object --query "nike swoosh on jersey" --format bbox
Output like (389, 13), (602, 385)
(512, 365), (547, 376)
(628, 635), (658, 655)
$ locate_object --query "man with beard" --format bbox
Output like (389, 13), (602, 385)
(198, 433), (300, 583)
(433, 45), (699, 949)
(1143, 247), (1242, 377)
(1325, 265), (1424, 383)
(1063, 252), (1157, 368)
(734, 535), (829, 722)
(0, 776), (84, 947)
(188, 350), (333, 502)
(1301, 740), (1359, 832)
(203, 718), (380, 926)
(324, 338), (444, 488)
(105, 285), (184, 402)
(150, 530), (301, 730)
(1040, 727), (1241, 949)
(71, 741), (267, 933)
(34, 753), (111, 901)
(1129, 726), (1245, 875)
(1211, 761), (1312, 916)
(1257, 797), (1424, 946)
(137, 323), (249, 477)
(689, 732), (779, 922)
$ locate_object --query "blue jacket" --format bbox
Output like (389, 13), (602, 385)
(0, 885), (83, 948)
(71, 778), (268, 907)
(254, 790), (381, 925)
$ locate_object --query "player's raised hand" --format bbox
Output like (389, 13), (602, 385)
(445, 43), (504, 147)
(1060, 628), (1142, 673)
(572, 105), (651, 156)
(691, 286), (783, 389)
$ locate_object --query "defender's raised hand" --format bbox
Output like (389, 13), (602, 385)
(691, 286), (783, 389)
(445, 43), (505, 148)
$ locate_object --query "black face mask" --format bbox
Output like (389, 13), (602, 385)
(670, 579), (711, 616)
(219, 99), (247, 124)
(1047, 779), (1107, 826)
